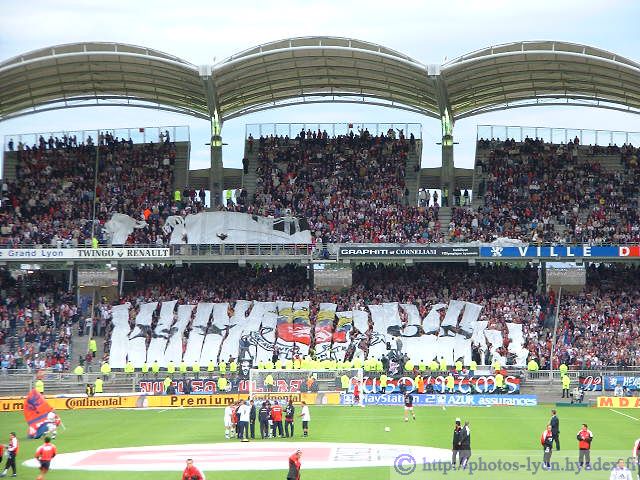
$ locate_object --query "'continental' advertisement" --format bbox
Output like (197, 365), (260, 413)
(596, 396), (640, 408)
(1, 392), (340, 412)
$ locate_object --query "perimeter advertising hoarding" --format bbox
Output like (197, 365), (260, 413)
(0, 395), (141, 412)
(0, 393), (338, 412)
(338, 246), (478, 258)
(596, 397), (640, 408)
(0, 247), (170, 261)
(480, 245), (638, 259)
(340, 393), (538, 407)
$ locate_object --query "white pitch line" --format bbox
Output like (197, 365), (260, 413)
(609, 408), (640, 421)
(157, 409), (168, 413)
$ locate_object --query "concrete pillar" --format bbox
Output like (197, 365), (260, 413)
(208, 117), (224, 208)
(439, 111), (456, 207)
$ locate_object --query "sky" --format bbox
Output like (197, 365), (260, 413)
(2, 0), (640, 176)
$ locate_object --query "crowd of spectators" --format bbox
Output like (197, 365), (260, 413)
(0, 270), (76, 372)
(553, 265), (640, 369)
(0, 132), (204, 247)
(5, 127), (640, 247)
(102, 263), (640, 368)
(109, 264), (640, 368)
(456, 137), (640, 243)
(245, 129), (444, 243)
(2, 262), (639, 371)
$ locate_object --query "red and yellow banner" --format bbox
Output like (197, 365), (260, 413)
(1, 392), (340, 413)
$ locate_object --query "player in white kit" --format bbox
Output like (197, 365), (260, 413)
(224, 405), (233, 439)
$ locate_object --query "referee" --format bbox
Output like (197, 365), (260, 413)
(550, 409), (560, 451)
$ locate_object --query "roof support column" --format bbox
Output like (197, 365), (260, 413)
(199, 65), (224, 208)
(429, 68), (456, 208)
(209, 112), (224, 208)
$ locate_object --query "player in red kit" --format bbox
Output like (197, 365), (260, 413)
(182, 458), (204, 480)
(34, 436), (57, 480)
(404, 392), (416, 421)
(287, 449), (302, 480)
(353, 381), (360, 406)
(540, 424), (554, 469)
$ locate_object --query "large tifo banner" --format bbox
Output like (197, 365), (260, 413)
(105, 211), (312, 245)
(340, 393), (538, 407)
(580, 375), (640, 391)
(480, 245), (640, 259)
(110, 299), (508, 369)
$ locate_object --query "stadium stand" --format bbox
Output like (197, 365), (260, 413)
(87, 263), (640, 370)
(245, 129), (438, 243)
(0, 132), (204, 247)
(0, 270), (75, 372)
(467, 137), (640, 243)
(3, 130), (640, 374)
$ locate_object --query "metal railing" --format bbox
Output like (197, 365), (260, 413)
(246, 122), (422, 139)
(169, 243), (314, 257)
(525, 369), (640, 383)
(477, 124), (640, 146)
(4, 125), (191, 150)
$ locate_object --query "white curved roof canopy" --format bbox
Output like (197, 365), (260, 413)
(0, 42), (209, 120)
(442, 41), (640, 119)
(213, 37), (439, 120)
(1, 38), (640, 124)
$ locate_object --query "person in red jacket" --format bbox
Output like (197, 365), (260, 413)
(34, 436), (57, 480)
(540, 424), (554, 470)
(271, 401), (284, 438)
(353, 382), (360, 406)
(287, 449), (302, 480)
(182, 458), (204, 480)
(576, 424), (593, 471)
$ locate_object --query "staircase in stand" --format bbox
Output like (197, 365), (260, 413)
(404, 140), (422, 205)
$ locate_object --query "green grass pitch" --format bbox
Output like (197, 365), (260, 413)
(1, 404), (638, 479)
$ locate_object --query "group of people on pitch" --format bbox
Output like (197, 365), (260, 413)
(451, 418), (472, 469)
(180, 449), (302, 480)
(540, 410), (596, 471)
(224, 398), (310, 441)
(0, 433), (56, 480)
(540, 409), (640, 478)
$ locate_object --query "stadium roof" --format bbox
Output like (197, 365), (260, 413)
(2, 38), (640, 124)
